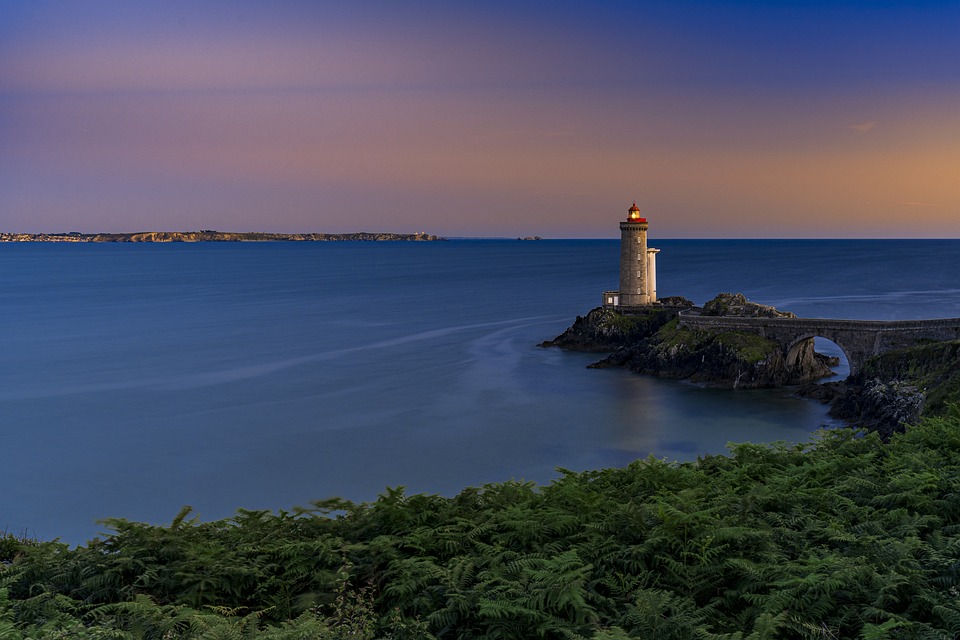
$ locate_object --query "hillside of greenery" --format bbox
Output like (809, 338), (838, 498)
(5, 411), (960, 639)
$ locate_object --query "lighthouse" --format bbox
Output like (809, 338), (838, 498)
(603, 202), (659, 308)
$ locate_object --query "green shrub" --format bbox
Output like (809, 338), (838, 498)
(6, 412), (960, 637)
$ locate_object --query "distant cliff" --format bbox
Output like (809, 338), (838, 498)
(0, 231), (444, 242)
(542, 293), (834, 389)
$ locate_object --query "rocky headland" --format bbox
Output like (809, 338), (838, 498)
(544, 292), (960, 437)
(0, 231), (443, 242)
(542, 293), (836, 389)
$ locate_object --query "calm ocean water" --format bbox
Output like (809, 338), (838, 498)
(3, 239), (959, 544)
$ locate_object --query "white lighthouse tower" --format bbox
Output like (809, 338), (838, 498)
(603, 202), (659, 309)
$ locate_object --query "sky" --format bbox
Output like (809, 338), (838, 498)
(1, 1), (958, 238)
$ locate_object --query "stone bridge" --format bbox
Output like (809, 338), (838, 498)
(677, 313), (960, 377)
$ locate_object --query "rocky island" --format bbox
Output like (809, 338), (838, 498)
(0, 230), (443, 242)
(543, 292), (960, 438)
(542, 293), (837, 389)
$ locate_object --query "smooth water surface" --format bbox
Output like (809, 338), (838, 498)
(2, 239), (959, 543)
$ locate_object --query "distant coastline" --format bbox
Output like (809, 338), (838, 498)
(0, 230), (444, 243)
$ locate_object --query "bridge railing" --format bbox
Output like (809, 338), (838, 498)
(678, 313), (960, 332)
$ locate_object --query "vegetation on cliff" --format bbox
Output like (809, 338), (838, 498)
(5, 414), (960, 638)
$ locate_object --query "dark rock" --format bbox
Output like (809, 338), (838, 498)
(797, 340), (960, 439)
(599, 319), (833, 388)
(544, 295), (834, 388)
(658, 296), (696, 308)
(701, 292), (796, 318)
(828, 378), (924, 440)
(796, 380), (847, 403)
(539, 306), (677, 352)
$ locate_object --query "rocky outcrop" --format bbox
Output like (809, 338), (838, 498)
(799, 339), (960, 438)
(701, 292), (796, 318)
(593, 318), (834, 388)
(539, 306), (678, 352)
(658, 296), (696, 309)
(543, 293), (834, 389)
(829, 379), (925, 439)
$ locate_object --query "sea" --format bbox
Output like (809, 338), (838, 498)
(2, 239), (959, 545)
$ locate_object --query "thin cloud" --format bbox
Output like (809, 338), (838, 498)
(849, 121), (877, 134)
(901, 201), (941, 207)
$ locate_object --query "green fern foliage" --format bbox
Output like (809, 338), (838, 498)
(7, 412), (960, 637)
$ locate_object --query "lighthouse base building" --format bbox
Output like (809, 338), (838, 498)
(602, 202), (660, 309)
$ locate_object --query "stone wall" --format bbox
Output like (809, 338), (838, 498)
(678, 314), (960, 376)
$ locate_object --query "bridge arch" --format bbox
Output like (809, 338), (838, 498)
(785, 334), (851, 380)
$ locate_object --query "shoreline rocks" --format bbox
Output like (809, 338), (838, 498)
(797, 339), (960, 438)
(542, 294), (834, 389)
(539, 306), (678, 352)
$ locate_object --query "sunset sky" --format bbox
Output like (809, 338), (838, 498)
(2, 1), (958, 238)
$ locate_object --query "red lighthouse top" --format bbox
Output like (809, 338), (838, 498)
(627, 202), (646, 223)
